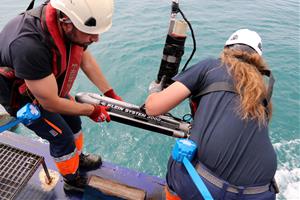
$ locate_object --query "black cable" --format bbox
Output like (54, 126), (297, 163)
(178, 8), (196, 72)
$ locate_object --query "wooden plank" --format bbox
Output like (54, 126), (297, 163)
(88, 175), (146, 200)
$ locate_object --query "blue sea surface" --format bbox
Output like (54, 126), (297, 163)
(1, 0), (299, 199)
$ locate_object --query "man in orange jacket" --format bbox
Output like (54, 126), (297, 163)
(0, 0), (121, 192)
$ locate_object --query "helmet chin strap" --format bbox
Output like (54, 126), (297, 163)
(260, 69), (275, 104)
(60, 24), (89, 48)
(59, 17), (72, 24)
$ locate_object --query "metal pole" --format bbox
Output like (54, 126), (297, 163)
(41, 159), (52, 184)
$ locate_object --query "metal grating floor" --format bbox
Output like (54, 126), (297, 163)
(0, 143), (44, 200)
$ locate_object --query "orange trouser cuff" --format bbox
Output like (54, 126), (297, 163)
(55, 152), (79, 176)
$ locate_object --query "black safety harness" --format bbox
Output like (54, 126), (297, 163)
(0, 1), (49, 115)
(189, 69), (275, 117)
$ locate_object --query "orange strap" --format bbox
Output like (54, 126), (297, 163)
(43, 118), (62, 134)
(165, 186), (181, 200)
(74, 131), (83, 153)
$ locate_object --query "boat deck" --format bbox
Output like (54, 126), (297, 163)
(0, 131), (166, 200)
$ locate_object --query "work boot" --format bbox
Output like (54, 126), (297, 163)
(79, 153), (102, 171)
(63, 173), (88, 193)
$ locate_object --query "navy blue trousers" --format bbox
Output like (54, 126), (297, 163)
(27, 107), (82, 158)
(167, 161), (276, 200)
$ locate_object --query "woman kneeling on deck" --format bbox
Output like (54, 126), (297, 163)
(145, 29), (278, 200)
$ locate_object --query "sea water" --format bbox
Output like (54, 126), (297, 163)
(0, 0), (299, 199)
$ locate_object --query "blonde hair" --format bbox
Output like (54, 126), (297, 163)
(220, 48), (272, 125)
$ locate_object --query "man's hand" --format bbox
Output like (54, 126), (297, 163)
(89, 105), (111, 122)
(104, 89), (123, 101)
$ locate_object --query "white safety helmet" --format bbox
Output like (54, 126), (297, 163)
(225, 29), (263, 55)
(50, 0), (114, 35)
